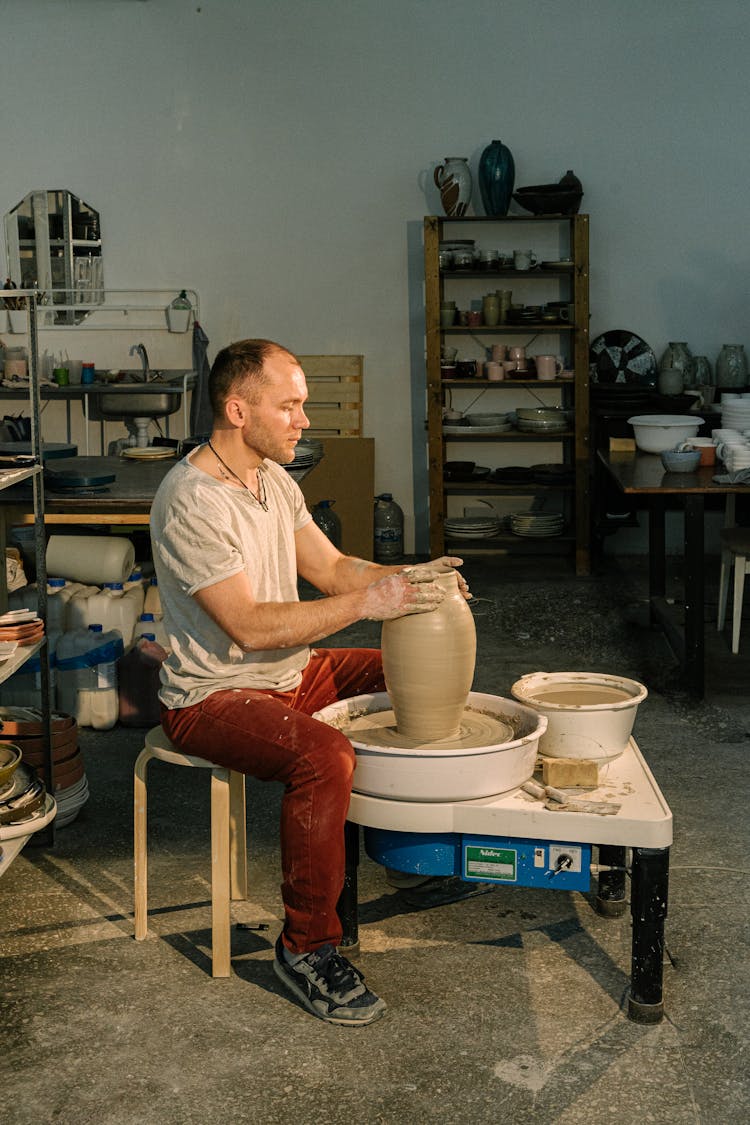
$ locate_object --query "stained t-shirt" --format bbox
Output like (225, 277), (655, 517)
(149, 451), (313, 708)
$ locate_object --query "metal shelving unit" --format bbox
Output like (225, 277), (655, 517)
(0, 290), (55, 866)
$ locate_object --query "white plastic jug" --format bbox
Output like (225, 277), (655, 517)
(124, 570), (146, 617)
(0, 640), (56, 709)
(56, 624), (124, 729)
(90, 583), (140, 647)
(67, 584), (105, 634)
(134, 612), (170, 651)
(143, 576), (162, 618)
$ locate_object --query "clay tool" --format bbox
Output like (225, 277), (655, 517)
(521, 778), (620, 816)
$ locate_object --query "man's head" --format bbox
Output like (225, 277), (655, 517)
(209, 339), (298, 419)
(208, 339), (309, 465)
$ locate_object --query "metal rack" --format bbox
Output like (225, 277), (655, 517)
(0, 290), (55, 866)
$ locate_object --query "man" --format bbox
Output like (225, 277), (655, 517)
(150, 338), (466, 1026)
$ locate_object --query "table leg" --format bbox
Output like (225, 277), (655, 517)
(628, 845), (669, 1023)
(683, 493), (705, 698)
(595, 844), (627, 917)
(337, 820), (360, 955)
(648, 498), (666, 619)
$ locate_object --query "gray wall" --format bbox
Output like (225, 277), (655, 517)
(1, 0), (748, 552)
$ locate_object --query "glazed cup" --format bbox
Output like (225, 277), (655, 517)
(535, 355), (563, 380)
(485, 361), (504, 382)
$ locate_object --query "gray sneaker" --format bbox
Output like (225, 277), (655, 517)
(273, 936), (386, 1026)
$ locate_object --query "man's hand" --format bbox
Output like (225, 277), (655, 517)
(400, 556), (471, 600)
(362, 572), (446, 621)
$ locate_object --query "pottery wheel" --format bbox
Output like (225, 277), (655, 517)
(339, 706), (515, 752)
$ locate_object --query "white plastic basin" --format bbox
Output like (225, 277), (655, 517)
(628, 414), (703, 453)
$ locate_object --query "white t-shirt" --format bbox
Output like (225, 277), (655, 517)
(150, 451), (313, 708)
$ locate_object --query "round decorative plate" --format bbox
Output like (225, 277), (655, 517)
(589, 330), (658, 386)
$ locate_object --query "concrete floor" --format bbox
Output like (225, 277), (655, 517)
(1, 555), (749, 1125)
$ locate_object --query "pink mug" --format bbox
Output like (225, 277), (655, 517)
(535, 354), (563, 380)
(485, 361), (504, 382)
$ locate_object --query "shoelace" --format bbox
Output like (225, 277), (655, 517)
(311, 945), (364, 994)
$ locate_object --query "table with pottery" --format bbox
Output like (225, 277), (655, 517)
(317, 566), (672, 1023)
(599, 431), (750, 698)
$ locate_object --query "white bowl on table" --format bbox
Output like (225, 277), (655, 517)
(628, 414), (704, 454)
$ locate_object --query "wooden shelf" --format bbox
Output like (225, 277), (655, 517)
(424, 212), (591, 574)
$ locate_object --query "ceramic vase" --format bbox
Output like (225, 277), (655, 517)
(716, 345), (748, 389)
(433, 157), (472, 218)
(658, 341), (693, 386)
(478, 139), (516, 217)
(691, 355), (713, 386)
(381, 569), (476, 742)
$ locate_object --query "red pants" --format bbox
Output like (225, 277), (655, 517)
(161, 648), (384, 954)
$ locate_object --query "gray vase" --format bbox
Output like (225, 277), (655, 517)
(716, 344), (748, 389)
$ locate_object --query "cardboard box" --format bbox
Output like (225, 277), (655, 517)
(301, 437), (374, 559)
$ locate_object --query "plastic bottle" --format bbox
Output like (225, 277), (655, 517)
(88, 582), (140, 647)
(124, 568), (146, 616)
(66, 583), (105, 633)
(312, 500), (342, 549)
(57, 627), (95, 725)
(117, 634), (168, 727)
(143, 576), (162, 618)
(374, 493), (404, 562)
(134, 612), (170, 651)
(0, 642), (56, 709)
(88, 625), (122, 731)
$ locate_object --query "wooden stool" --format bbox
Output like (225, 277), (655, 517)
(717, 526), (750, 654)
(134, 725), (247, 977)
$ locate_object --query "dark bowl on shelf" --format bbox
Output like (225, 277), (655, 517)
(512, 185), (583, 216)
(444, 461), (475, 475)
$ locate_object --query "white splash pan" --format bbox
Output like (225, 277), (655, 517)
(510, 671), (648, 763)
(313, 691), (547, 802)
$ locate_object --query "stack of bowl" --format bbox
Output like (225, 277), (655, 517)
(515, 407), (571, 435)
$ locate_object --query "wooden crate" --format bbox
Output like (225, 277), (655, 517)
(297, 355), (362, 436)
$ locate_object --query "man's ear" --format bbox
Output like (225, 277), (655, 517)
(225, 395), (247, 428)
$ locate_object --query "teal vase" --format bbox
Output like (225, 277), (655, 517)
(478, 139), (515, 216)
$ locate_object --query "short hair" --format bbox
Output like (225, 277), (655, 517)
(208, 339), (298, 418)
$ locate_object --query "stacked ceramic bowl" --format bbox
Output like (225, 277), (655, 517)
(510, 511), (565, 538)
(284, 438), (324, 482)
(444, 514), (501, 540)
(719, 397), (750, 433)
(515, 407), (571, 435)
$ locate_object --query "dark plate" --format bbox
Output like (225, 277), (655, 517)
(44, 457), (116, 491)
(444, 465), (491, 483)
(589, 330), (658, 387)
(0, 442), (77, 461)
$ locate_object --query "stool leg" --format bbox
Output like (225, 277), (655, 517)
(211, 768), (232, 977)
(717, 548), (731, 630)
(229, 770), (247, 901)
(732, 556), (747, 654)
(134, 748), (153, 941)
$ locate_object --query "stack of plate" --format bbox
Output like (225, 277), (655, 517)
(54, 773), (89, 828)
(284, 438), (324, 482)
(444, 515), (501, 540)
(121, 446), (176, 461)
(510, 511), (565, 538)
(0, 709), (87, 829)
(720, 399), (750, 432)
(0, 610), (44, 647)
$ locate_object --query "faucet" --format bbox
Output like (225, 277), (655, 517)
(129, 342), (150, 382)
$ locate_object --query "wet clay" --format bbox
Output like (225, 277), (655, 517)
(381, 570), (476, 741)
(340, 707), (514, 751)
(529, 685), (632, 707)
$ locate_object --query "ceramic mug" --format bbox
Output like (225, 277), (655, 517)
(513, 250), (538, 271)
(485, 361), (504, 382)
(491, 344), (506, 362)
(535, 355), (563, 380)
(467, 310), (482, 327)
(684, 437), (716, 467)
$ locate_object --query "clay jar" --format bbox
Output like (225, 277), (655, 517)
(381, 569), (476, 742)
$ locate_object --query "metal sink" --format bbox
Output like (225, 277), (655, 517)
(93, 370), (189, 419)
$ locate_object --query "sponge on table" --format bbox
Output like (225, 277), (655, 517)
(541, 757), (599, 788)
